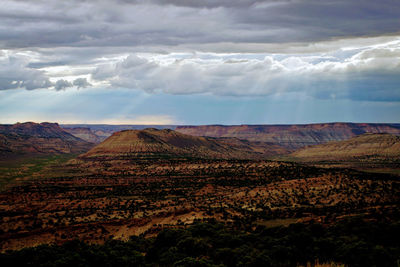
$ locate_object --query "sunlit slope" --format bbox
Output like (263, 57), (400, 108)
(79, 128), (282, 160)
(291, 133), (400, 160)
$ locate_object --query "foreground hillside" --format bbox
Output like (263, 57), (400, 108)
(79, 128), (286, 160)
(176, 123), (400, 149)
(1, 153), (399, 252)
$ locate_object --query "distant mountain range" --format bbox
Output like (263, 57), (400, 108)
(175, 123), (400, 149)
(62, 123), (400, 149)
(1, 122), (400, 161)
(1, 122), (400, 175)
(0, 122), (93, 157)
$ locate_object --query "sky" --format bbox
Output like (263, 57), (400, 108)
(0, 0), (399, 125)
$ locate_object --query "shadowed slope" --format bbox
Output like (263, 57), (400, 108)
(0, 122), (93, 156)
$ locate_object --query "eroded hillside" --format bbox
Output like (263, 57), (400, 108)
(78, 128), (286, 160)
(0, 122), (93, 157)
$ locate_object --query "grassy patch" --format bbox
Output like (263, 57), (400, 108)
(0, 154), (78, 190)
(255, 218), (299, 228)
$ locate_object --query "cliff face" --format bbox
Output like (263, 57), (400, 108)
(79, 128), (286, 160)
(0, 122), (94, 156)
(61, 124), (177, 141)
(63, 127), (103, 143)
(291, 133), (400, 161)
(175, 123), (400, 149)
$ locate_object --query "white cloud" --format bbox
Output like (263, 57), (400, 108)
(0, 50), (96, 91)
(90, 39), (400, 101)
(1, 35), (399, 101)
(0, 51), (52, 90)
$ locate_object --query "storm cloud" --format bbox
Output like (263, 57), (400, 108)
(1, 0), (399, 48)
(0, 0), (399, 103)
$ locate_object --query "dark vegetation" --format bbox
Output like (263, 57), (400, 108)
(1, 218), (399, 267)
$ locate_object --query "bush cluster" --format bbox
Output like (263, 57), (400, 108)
(1, 218), (399, 267)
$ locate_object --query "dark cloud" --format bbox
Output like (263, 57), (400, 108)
(54, 79), (73, 91)
(145, 0), (273, 8)
(28, 61), (71, 68)
(0, 0), (399, 49)
(73, 78), (91, 88)
(232, 0), (400, 42)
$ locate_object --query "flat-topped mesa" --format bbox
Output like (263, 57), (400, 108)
(0, 122), (93, 156)
(1, 122), (62, 137)
(78, 128), (282, 160)
(291, 133), (400, 161)
(175, 123), (400, 149)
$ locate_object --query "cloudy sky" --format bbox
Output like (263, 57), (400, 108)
(0, 0), (399, 124)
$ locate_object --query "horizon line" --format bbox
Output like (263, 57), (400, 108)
(3, 121), (400, 126)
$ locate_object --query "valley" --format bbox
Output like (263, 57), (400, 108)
(0, 123), (399, 266)
(1, 157), (398, 252)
